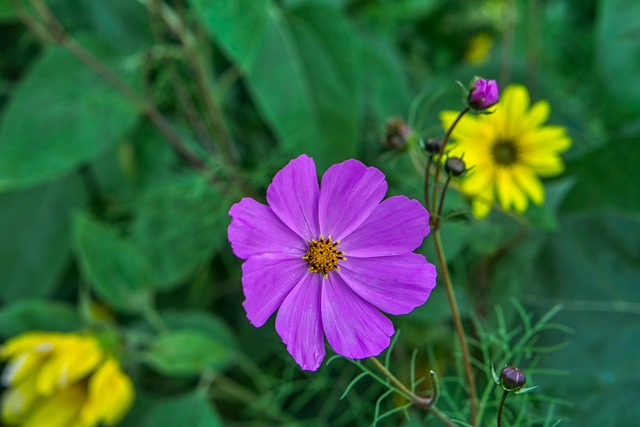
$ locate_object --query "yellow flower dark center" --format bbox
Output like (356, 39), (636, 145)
(303, 236), (346, 277)
(492, 139), (519, 165)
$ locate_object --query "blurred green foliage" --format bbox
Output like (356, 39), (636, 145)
(0, 0), (638, 426)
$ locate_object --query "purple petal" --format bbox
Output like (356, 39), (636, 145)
(338, 253), (437, 315)
(241, 253), (308, 327)
(321, 274), (394, 359)
(318, 160), (387, 240)
(228, 198), (307, 260)
(340, 196), (430, 257)
(266, 155), (320, 241)
(275, 273), (325, 371)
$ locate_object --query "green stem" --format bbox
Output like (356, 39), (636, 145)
(423, 155), (434, 213)
(141, 302), (169, 333)
(437, 175), (452, 220)
(497, 390), (509, 427)
(368, 358), (456, 427)
(432, 230), (478, 425)
(430, 107), (469, 226)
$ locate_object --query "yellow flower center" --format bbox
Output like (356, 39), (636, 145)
(492, 139), (519, 166)
(303, 236), (346, 277)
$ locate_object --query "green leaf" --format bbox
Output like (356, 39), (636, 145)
(144, 329), (234, 377)
(72, 212), (152, 313)
(0, 299), (81, 338)
(193, 0), (363, 169)
(0, 2), (17, 22)
(359, 34), (411, 122)
(132, 175), (231, 290)
(0, 175), (85, 302)
(0, 37), (139, 190)
(79, 0), (153, 54)
(161, 309), (237, 350)
(596, 0), (640, 126)
(142, 392), (223, 427)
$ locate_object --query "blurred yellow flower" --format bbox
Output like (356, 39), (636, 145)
(440, 84), (572, 218)
(1, 332), (134, 427)
(464, 32), (494, 66)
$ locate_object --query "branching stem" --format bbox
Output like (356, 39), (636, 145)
(368, 357), (456, 427)
(22, 0), (209, 172)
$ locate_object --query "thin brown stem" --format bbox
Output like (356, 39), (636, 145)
(497, 390), (509, 427)
(431, 107), (469, 228)
(25, 0), (209, 172)
(145, 0), (236, 163)
(368, 358), (456, 427)
(432, 230), (478, 425)
(437, 175), (452, 220)
(424, 155), (434, 213)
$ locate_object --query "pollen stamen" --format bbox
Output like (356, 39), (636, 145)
(303, 235), (346, 278)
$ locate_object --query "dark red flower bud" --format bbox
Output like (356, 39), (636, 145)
(423, 138), (443, 154)
(382, 117), (412, 149)
(500, 366), (527, 391)
(444, 157), (466, 176)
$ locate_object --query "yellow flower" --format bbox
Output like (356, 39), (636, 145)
(1, 332), (134, 427)
(464, 32), (494, 66)
(440, 84), (572, 218)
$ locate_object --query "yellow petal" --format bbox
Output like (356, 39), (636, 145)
(81, 359), (134, 426)
(1, 332), (61, 360)
(500, 85), (530, 135)
(522, 126), (572, 153)
(512, 166), (545, 205)
(522, 100), (550, 129)
(470, 184), (494, 219)
(2, 372), (40, 424)
(496, 168), (528, 212)
(36, 336), (104, 395)
(2, 350), (50, 388)
(461, 166), (494, 195)
(20, 383), (85, 427)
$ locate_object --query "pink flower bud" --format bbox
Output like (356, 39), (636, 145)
(468, 78), (499, 110)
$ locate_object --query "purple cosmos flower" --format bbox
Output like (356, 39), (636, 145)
(228, 155), (437, 371)
(468, 78), (499, 110)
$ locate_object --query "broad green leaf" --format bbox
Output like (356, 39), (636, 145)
(0, 175), (84, 302)
(143, 392), (223, 427)
(132, 175), (231, 290)
(562, 138), (640, 213)
(0, 37), (139, 190)
(0, 2), (16, 22)
(79, 0), (152, 54)
(596, 0), (640, 126)
(193, 0), (363, 169)
(161, 309), (237, 349)
(359, 35), (411, 122)
(73, 212), (152, 313)
(0, 299), (81, 338)
(144, 329), (233, 377)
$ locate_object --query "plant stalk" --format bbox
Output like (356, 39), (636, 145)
(368, 357), (456, 427)
(432, 230), (478, 424)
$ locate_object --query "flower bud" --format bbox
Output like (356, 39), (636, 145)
(444, 157), (466, 176)
(423, 138), (443, 154)
(468, 77), (499, 110)
(382, 117), (411, 149)
(499, 366), (526, 391)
